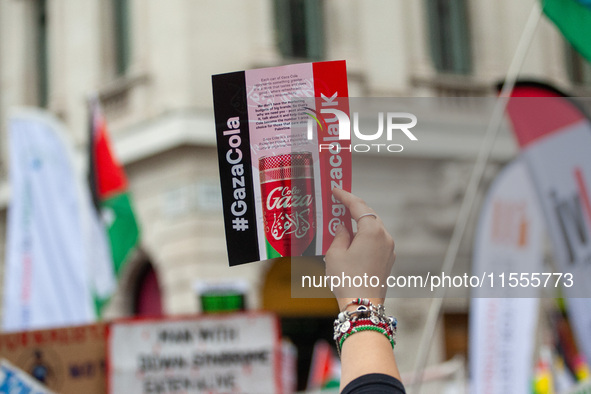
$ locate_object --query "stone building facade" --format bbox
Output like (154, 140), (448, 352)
(0, 0), (589, 390)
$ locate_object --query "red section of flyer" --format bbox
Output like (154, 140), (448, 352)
(312, 60), (353, 251)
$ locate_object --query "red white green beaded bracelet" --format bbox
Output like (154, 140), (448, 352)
(338, 326), (394, 354)
(334, 314), (397, 356)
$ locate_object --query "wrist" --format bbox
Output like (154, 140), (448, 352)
(333, 299), (398, 357)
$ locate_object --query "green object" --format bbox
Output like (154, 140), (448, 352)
(543, 0), (591, 63)
(266, 238), (282, 259)
(201, 292), (245, 313)
(102, 193), (140, 275)
(93, 193), (139, 315)
(323, 380), (340, 389)
(338, 326), (395, 355)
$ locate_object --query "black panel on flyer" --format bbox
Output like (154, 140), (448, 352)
(212, 71), (260, 266)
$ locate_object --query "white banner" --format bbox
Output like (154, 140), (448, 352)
(470, 159), (545, 394)
(506, 86), (591, 362)
(2, 109), (103, 331)
(108, 313), (282, 394)
(525, 117), (591, 363)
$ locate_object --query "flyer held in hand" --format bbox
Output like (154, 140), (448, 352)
(212, 60), (353, 266)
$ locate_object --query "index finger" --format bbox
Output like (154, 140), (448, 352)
(332, 188), (380, 230)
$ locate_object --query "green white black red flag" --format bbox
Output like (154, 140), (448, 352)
(89, 98), (140, 315)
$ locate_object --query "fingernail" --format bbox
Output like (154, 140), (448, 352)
(335, 223), (343, 233)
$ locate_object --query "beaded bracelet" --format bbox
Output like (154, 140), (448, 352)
(341, 298), (372, 311)
(337, 319), (396, 355)
(341, 298), (386, 316)
(333, 299), (397, 356)
(334, 315), (397, 356)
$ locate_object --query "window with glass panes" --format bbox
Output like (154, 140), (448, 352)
(426, 0), (472, 75)
(274, 0), (324, 60)
(35, 0), (49, 107)
(112, 0), (131, 76)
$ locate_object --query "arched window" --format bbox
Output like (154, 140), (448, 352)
(262, 258), (338, 390)
(132, 263), (163, 317)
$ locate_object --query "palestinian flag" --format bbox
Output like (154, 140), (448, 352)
(307, 340), (341, 390)
(542, 0), (591, 62)
(89, 98), (140, 314)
